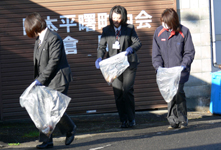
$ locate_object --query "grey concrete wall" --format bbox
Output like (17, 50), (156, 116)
(177, 0), (211, 110)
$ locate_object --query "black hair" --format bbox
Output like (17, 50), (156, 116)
(24, 12), (46, 38)
(109, 5), (127, 26)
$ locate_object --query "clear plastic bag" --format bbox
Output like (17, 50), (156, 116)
(156, 66), (183, 103)
(99, 51), (129, 84)
(19, 82), (71, 136)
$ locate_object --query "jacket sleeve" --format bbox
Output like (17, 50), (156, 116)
(152, 30), (164, 70)
(130, 25), (142, 51)
(97, 28), (107, 59)
(37, 35), (61, 85)
(181, 29), (195, 68)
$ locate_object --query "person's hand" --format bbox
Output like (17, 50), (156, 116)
(33, 79), (42, 86)
(125, 47), (133, 56)
(95, 58), (102, 69)
(181, 65), (186, 71)
(156, 66), (162, 73)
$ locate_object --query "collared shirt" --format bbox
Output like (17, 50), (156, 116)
(114, 26), (121, 41)
(114, 25), (121, 33)
(38, 27), (48, 45)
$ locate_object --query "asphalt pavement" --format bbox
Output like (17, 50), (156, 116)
(1, 107), (220, 150)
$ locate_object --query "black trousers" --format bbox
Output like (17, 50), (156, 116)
(39, 83), (75, 142)
(112, 67), (137, 122)
(167, 84), (188, 126)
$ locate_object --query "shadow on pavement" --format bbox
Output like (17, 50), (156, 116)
(1, 110), (221, 149)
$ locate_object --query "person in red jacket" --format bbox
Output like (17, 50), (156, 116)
(152, 8), (195, 129)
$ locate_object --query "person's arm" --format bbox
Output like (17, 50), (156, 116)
(129, 25), (142, 52)
(152, 30), (164, 70)
(97, 28), (107, 59)
(181, 29), (195, 68)
(37, 35), (61, 85)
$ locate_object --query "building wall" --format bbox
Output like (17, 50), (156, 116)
(177, 0), (211, 110)
(0, 0), (178, 120)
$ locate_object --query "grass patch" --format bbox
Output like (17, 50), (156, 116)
(0, 123), (35, 129)
(1, 125), (18, 128)
(22, 131), (39, 138)
(8, 143), (20, 146)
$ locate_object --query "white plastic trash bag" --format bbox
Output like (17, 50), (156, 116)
(19, 82), (71, 136)
(156, 66), (183, 103)
(99, 51), (129, 84)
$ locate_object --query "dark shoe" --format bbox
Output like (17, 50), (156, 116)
(180, 119), (188, 129)
(120, 121), (128, 128)
(65, 125), (77, 145)
(36, 142), (53, 149)
(168, 124), (179, 129)
(128, 120), (136, 128)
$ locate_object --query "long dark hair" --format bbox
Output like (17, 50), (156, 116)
(109, 5), (127, 27)
(160, 8), (180, 32)
(24, 12), (46, 38)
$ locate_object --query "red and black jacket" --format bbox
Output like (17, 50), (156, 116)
(152, 24), (195, 83)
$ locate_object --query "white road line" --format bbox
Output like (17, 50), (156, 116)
(89, 144), (112, 150)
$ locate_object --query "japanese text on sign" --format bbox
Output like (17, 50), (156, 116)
(22, 10), (152, 54)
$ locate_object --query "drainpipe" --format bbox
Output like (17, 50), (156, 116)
(211, 0), (220, 68)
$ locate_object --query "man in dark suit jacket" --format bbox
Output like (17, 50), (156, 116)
(25, 12), (76, 149)
(95, 5), (142, 128)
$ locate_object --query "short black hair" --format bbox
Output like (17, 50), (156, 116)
(24, 12), (46, 38)
(109, 5), (127, 26)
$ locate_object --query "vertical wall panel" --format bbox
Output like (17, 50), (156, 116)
(0, 0), (176, 120)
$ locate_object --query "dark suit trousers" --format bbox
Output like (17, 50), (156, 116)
(112, 67), (137, 122)
(167, 84), (188, 126)
(39, 83), (75, 142)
